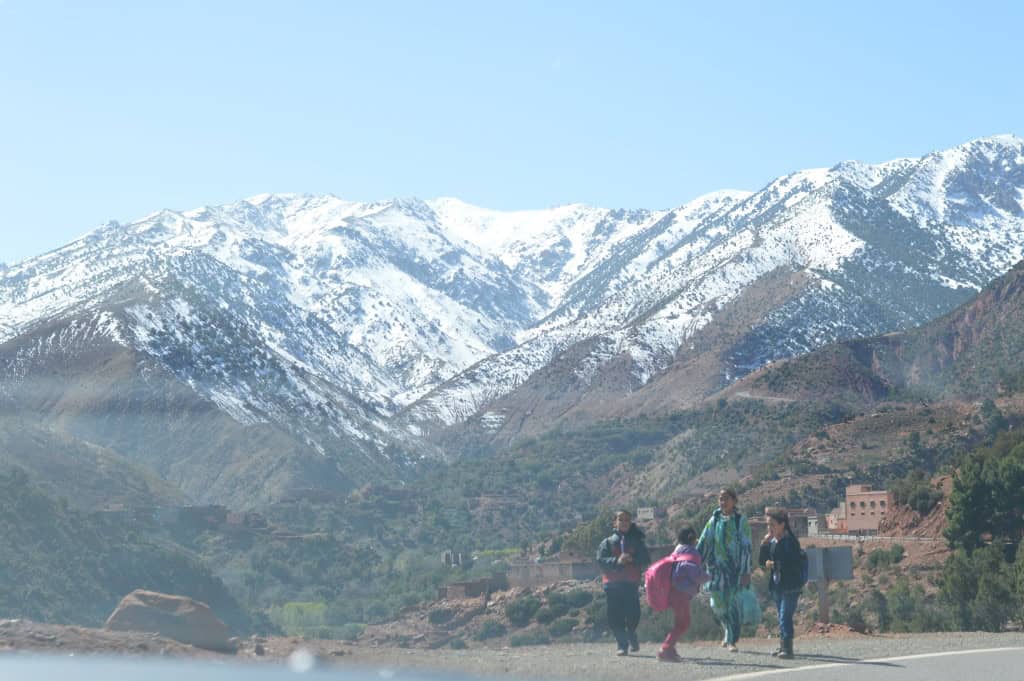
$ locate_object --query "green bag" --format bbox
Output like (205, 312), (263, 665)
(738, 587), (761, 626)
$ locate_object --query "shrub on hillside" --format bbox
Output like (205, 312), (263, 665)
(535, 600), (570, 624)
(886, 577), (948, 632)
(534, 606), (557, 624)
(473, 619), (507, 641)
(505, 595), (541, 627)
(582, 593), (607, 629)
(547, 617), (577, 637)
(890, 470), (943, 516)
(428, 607), (455, 625)
(866, 544), (905, 570)
(554, 589), (593, 608)
(336, 623), (365, 641)
(510, 629), (551, 647)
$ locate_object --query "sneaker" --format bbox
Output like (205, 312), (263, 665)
(615, 648), (628, 657)
(726, 644), (738, 653)
(657, 648), (683, 663)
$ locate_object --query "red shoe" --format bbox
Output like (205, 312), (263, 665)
(657, 648), (683, 663)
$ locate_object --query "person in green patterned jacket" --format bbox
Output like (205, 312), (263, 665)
(696, 488), (752, 652)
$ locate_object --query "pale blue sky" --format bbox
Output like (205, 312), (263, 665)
(1, 1), (1021, 263)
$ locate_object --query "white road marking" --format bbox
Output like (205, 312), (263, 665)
(706, 646), (1024, 680)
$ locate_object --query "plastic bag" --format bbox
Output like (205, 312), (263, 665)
(708, 591), (725, 615)
(738, 587), (761, 626)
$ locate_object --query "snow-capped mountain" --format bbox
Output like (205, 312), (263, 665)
(404, 135), (1024, 440)
(1, 135), (1023, 500)
(0, 191), (682, 499)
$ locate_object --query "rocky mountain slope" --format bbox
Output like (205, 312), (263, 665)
(732, 258), (1024, 406)
(410, 135), (1024, 449)
(2, 135), (1023, 502)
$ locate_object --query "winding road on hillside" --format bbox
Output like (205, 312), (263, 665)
(733, 391), (796, 403)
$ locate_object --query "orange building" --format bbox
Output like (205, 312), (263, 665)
(825, 502), (847, 533)
(845, 484), (892, 533)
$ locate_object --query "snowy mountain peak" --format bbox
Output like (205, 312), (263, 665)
(3, 136), (1024, 481)
(951, 133), (1024, 154)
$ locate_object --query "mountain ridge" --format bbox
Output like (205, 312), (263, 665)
(2, 134), (1023, 501)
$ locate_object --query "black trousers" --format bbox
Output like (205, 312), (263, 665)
(605, 583), (641, 649)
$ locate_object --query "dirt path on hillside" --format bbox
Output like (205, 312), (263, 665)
(734, 391), (796, 403)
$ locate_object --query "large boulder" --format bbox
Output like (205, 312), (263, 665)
(105, 589), (235, 652)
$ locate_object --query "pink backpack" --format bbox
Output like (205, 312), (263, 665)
(644, 549), (706, 612)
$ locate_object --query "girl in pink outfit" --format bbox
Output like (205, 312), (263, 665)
(658, 526), (709, 662)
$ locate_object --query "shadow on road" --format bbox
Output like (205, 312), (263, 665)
(794, 653), (900, 667)
(683, 656), (785, 670)
(622, 653), (782, 669)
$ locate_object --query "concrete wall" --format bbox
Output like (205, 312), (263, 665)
(507, 562), (600, 588)
(437, 574), (509, 600)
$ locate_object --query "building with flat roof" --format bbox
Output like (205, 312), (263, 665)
(845, 485), (892, 533)
(825, 501), (847, 533)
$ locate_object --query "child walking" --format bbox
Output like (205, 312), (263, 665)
(596, 510), (651, 656)
(697, 488), (752, 652)
(758, 510), (803, 659)
(658, 526), (709, 662)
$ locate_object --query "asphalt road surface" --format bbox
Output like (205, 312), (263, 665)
(705, 647), (1024, 681)
(1, 634), (1022, 681)
(340, 632), (1024, 681)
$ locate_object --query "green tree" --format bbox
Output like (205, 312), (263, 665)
(887, 578), (914, 631)
(866, 589), (891, 632)
(945, 431), (1024, 552)
(970, 546), (1015, 632)
(940, 549), (976, 630)
(980, 399), (1008, 440)
(1015, 553), (1024, 626)
(561, 512), (613, 556)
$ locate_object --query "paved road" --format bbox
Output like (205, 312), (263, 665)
(1, 635), (1021, 681)
(341, 632), (1024, 681)
(706, 646), (1024, 681)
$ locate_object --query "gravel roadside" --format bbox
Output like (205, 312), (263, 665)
(340, 632), (1024, 681)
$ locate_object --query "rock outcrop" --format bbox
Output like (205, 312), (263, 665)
(104, 590), (235, 652)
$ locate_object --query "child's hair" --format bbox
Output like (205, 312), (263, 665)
(719, 488), (738, 503)
(677, 526), (697, 545)
(767, 510), (792, 536)
(615, 509), (632, 521)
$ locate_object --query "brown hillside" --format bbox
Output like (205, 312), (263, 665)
(735, 259), (1024, 404)
(878, 476), (953, 539)
(431, 266), (813, 451)
(0, 313), (356, 507)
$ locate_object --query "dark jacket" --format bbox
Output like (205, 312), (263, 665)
(596, 523), (651, 587)
(758, 532), (803, 593)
